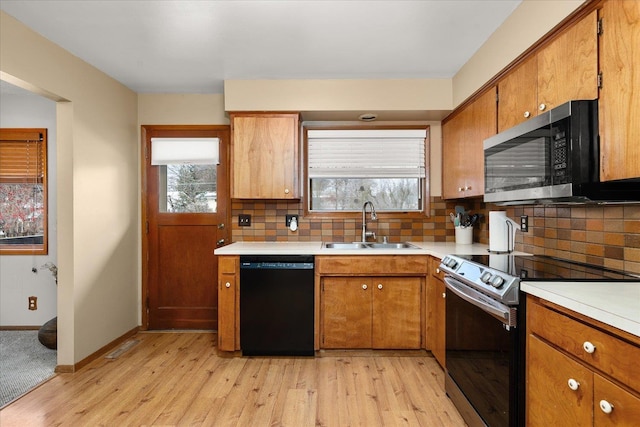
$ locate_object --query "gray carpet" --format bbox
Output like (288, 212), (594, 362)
(0, 330), (57, 408)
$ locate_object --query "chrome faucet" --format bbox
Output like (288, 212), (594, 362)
(361, 201), (377, 242)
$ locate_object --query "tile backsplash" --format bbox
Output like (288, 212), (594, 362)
(231, 198), (640, 274)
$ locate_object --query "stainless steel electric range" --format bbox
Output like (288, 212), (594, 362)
(438, 254), (639, 427)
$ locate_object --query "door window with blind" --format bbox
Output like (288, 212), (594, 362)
(306, 128), (428, 213)
(0, 128), (48, 254)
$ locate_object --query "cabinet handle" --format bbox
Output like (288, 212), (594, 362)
(583, 341), (596, 354)
(567, 378), (580, 391)
(436, 268), (440, 274)
(599, 400), (614, 414)
(524, 111), (531, 118)
(442, 292), (446, 299)
(458, 187), (464, 192)
(225, 282), (231, 288)
(377, 284), (383, 290)
(539, 103), (547, 111)
(284, 188), (290, 194)
(465, 186), (471, 191)
(362, 284), (368, 290)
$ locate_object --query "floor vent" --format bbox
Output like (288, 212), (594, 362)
(105, 339), (139, 360)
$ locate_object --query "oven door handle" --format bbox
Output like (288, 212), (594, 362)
(444, 276), (517, 328)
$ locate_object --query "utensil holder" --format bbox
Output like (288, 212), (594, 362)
(455, 226), (473, 245)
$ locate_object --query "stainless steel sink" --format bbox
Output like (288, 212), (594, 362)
(323, 242), (369, 249)
(323, 242), (419, 250)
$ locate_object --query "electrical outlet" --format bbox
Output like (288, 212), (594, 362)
(520, 215), (529, 232)
(28, 296), (37, 310)
(285, 214), (298, 226)
(238, 214), (251, 227)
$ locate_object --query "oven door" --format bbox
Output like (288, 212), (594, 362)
(444, 276), (523, 427)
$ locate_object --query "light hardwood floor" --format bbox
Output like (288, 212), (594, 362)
(0, 332), (465, 426)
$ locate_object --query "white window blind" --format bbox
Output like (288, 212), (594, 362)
(151, 137), (220, 165)
(307, 129), (426, 178)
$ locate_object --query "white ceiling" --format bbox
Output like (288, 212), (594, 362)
(1, 0), (521, 95)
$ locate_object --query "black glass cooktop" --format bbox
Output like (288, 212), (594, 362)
(457, 254), (640, 281)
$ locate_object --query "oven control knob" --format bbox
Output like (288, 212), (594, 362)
(480, 271), (492, 283)
(490, 275), (505, 288)
(446, 258), (458, 268)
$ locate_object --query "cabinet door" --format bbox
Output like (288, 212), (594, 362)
(537, 10), (598, 113)
(527, 334), (593, 427)
(218, 256), (238, 351)
(433, 278), (446, 367)
(442, 110), (466, 199)
(372, 277), (421, 349)
(321, 277), (372, 348)
(442, 88), (496, 199)
(599, 0), (640, 181)
(498, 56), (538, 132)
(594, 374), (640, 426)
(465, 87), (496, 198)
(231, 113), (299, 199)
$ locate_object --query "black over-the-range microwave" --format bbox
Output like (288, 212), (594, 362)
(483, 100), (640, 205)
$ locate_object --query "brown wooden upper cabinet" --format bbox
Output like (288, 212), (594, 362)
(230, 112), (300, 199)
(442, 87), (497, 200)
(598, 0), (640, 181)
(498, 10), (598, 133)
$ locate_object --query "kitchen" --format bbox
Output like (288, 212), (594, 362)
(1, 0), (640, 425)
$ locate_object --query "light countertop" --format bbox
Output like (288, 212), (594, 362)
(521, 281), (640, 338)
(214, 240), (506, 259)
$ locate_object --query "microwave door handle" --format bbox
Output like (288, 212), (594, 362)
(444, 277), (514, 327)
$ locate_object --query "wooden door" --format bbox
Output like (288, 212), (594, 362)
(372, 277), (421, 349)
(537, 10), (598, 113)
(599, 0), (640, 181)
(142, 125), (230, 330)
(527, 334), (593, 426)
(498, 56), (538, 132)
(321, 277), (372, 348)
(230, 113), (299, 199)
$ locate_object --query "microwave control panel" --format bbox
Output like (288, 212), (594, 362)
(553, 130), (568, 183)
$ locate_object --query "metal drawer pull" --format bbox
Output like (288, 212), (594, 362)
(378, 284), (383, 290)
(567, 378), (580, 391)
(583, 341), (596, 354)
(362, 284), (368, 290)
(599, 400), (613, 414)
(225, 282), (231, 288)
(524, 111), (531, 118)
(436, 268), (440, 274)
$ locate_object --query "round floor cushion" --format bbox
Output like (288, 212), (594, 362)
(38, 316), (57, 349)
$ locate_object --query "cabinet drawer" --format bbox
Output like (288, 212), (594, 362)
(528, 299), (640, 393)
(430, 256), (445, 280)
(219, 256), (238, 274)
(316, 256), (427, 275)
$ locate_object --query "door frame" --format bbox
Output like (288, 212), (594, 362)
(140, 124), (231, 330)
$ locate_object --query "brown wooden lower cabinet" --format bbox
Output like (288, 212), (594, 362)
(526, 296), (640, 426)
(217, 256), (239, 351)
(426, 256), (445, 367)
(321, 276), (421, 349)
(317, 255), (427, 350)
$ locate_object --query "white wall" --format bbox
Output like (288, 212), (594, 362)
(1, 11), (139, 366)
(0, 89), (58, 326)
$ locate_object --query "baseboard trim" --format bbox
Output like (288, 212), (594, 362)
(55, 326), (140, 373)
(0, 326), (41, 330)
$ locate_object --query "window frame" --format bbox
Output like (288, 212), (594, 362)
(303, 124), (430, 219)
(0, 128), (49, 255)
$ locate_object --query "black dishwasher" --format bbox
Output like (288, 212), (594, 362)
(240, 255), (314, 356)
